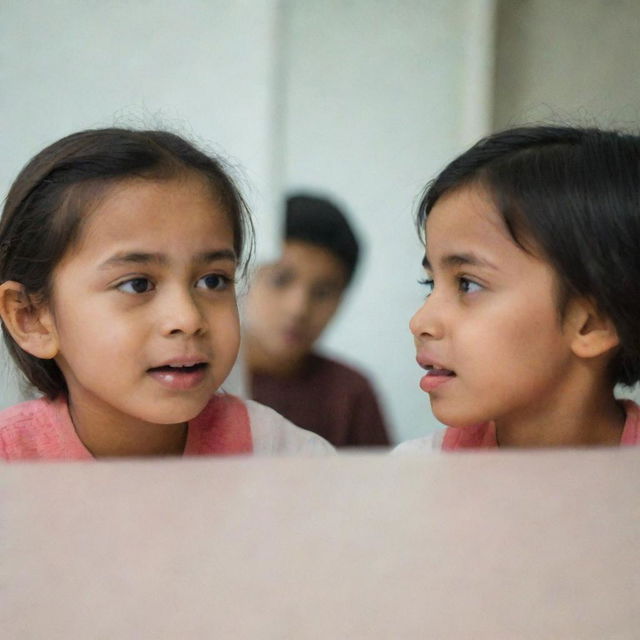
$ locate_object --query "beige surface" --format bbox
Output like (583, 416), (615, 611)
(2, 449), (639, 639)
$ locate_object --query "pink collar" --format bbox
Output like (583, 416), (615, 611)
(442, 421), (497, 450)
(52, 393), (253, 458)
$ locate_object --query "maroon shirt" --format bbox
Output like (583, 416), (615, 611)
(250, 353), (391, 448)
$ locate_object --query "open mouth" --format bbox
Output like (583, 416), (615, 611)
(419, 364), (456, 393)
(424, 366), (455, 377)
(147, 362), (209, 390)
(148, 363), (208, 374)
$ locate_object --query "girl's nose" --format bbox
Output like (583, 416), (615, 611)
(163, 290), (207, 337)
(409, 296), (443, 340)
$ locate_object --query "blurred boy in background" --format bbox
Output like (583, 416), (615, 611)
(244, 194), (391, 447)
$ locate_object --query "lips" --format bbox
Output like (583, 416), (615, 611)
(416, 354), (455, 375)
(416, 356), (456, 393)
(147, 360), (209, 391)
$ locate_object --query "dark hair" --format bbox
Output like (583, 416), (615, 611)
(285, 193), (359, 285)
(0, 127), (253, 398)
(417, 125), (640, 386)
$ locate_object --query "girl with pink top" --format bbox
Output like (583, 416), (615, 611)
(0, 129), (333, 460)
(397, 126), (640, 452)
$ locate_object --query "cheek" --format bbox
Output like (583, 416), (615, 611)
(53, 302), (104, 345)
(510, 299), (563, 349)
(217, 305), (241, 347)
(469, 303), (563, 372)
(311, 300), (339, 330)
(52, 292), (151, 362)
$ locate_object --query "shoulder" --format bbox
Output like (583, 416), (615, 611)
(391, 430), (445, 454)
(245, 399), (336, 455)
(0, 397), (54, 432)
(0, 398), (61, 460)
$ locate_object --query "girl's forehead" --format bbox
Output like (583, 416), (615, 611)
(423, 185), (540, 269)
(426, 186), (506, 242)
(66, 176), (234, 259)
(84, 176), (221, 227)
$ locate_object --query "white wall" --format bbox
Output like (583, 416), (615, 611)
(281, 0), (495, 441)
(494, 0), (640, 129)
(0, 0), (282, 408)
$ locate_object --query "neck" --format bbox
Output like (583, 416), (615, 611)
(68, 396), (188, 457)
(495, 373), (624, 448)
(245, 333), (307, 377)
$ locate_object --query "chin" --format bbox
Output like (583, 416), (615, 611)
(142, 398), (211, 426)
(273, 345), (307, 363)
(431, 404), (486, 429)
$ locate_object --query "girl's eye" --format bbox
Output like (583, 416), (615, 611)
(118, 278), (154, 294)
(196, 273), (231, 291)
(418, 278), (434, 297)
(459, 277), (483, 294)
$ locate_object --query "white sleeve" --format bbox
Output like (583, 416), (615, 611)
(391, 430), (445, 454)
(246, 400), (336, 456)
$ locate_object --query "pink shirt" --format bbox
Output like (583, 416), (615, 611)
(0, 394), (253, 460)
(442, 400), (640, 450)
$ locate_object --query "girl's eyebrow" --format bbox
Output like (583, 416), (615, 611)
(99, 249), (237, 269)
(195, 249), (238, 265)
(422, 252), (498, 271)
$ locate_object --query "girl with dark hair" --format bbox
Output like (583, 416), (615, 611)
(0, 128), (333, 459)
(396, 125), (640, 451)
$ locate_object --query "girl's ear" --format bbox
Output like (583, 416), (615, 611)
(565, 296), (619, 359)
(0, 281), (59, 359)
